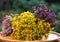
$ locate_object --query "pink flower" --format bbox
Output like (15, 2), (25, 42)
(1, 15), (12, 36)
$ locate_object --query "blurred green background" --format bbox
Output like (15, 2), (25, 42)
(0, 0), (60, 33)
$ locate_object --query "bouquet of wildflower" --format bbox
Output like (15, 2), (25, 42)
(11, 11), (53, 40)
(0, 4), (56, 41)
(0, 15), (12, 36)
(32, 4), (56, 27)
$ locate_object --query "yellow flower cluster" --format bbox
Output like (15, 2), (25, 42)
(11, 11), (36, 40)
(37, 19), (54, 39)
(11, 11), (54, 41)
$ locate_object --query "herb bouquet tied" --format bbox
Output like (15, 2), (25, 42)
(0, 4), (56, 42)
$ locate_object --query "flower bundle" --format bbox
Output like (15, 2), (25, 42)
(0, 4), (56, 41)
(10, 11), (53, 40)
(1, 15), (12, 36)
(32, 4), (56, 27)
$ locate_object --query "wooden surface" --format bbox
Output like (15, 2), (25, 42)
(0, 31), (60, 42)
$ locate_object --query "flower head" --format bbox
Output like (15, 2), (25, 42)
(32, 4), (56, 27)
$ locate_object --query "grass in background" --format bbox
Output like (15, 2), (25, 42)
(0, 23), (2, 32)
(0, 28), (2, 32)
(0, 25), (2, 32)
